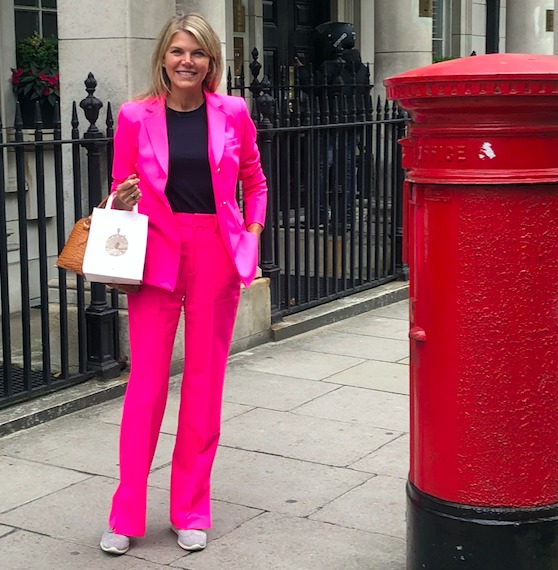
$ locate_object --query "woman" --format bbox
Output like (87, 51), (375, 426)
(100, 13), (267, 555)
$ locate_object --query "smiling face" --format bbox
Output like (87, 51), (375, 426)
(163, 31), (210, 100)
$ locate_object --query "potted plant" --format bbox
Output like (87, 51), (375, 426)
(10, 33), (59, 128)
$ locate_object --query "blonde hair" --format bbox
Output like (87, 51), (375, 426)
(141, 12), (223, 99)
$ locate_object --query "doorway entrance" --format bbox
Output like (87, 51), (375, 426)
(263, 0), (331, 85)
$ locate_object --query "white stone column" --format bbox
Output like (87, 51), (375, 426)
(374, 0), (432, 99)
(355, 0), (374, 91)
(57, 0), (175, 137)
(331, 0), (355, 21)
(506, 0), (554, 54)
(247, 0), (264, 78)
(176, 0), (234, 93)
(0, 0), (16, 128)
(56, 0), (174, 234)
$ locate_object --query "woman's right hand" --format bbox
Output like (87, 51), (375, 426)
(114, 175), (142, 210)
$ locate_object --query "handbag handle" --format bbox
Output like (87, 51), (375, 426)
(82, 195), (110, 230)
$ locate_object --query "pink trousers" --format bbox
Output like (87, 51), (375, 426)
(108, 213), (241, 537)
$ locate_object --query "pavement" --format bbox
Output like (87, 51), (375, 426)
(0, 297), (410, 570)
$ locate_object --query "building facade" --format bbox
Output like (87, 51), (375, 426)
(2, 0), (558, 134)
(0, 0), (557, 299)
(1, 0), (555, 231)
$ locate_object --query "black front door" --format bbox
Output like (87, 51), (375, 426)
(263, 0), (330, 85)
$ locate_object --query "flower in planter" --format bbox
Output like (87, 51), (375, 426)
(10, 33), (60, 106)
(11, 65), (60, 105)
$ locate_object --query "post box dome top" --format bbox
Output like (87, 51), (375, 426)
(385, 53), (558, 101)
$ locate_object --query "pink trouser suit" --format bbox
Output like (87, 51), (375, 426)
(107, 92), (267, 536)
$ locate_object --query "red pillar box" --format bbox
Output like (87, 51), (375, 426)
(385, 54), (558, 569)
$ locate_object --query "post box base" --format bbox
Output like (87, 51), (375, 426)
(407, 481), (558, 570)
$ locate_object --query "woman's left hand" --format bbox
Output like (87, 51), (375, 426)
(247, 223), (263, 238)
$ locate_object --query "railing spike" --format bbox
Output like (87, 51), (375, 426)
(53, 100), (61, 128)
(14, 101), (24, 130)
(33, 100), (44, 131)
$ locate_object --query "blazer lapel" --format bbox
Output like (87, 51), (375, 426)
(144, 97), (169, 179)
(206, 92), (226, 168)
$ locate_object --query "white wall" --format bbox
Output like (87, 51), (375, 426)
(0, 0), (17, 130)
(507, 0), (554, 54)
(375, 0), (433, 98)
(354, 0), (374, 86)
(175, 0), (234, 93)
(57, 0), (175, 130)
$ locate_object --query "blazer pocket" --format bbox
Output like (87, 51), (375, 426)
(234, 209), (245, 228)
(224, 138), (240, 148)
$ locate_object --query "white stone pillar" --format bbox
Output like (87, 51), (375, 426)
(374, 0), (432, 99)
(506, 0), (554, 54)
(331, 0), (355, 21)
(176, 0), (234, 93)
(56, 0), (174, 233)
(355, 0), (374, 91)
(57, 0), (175, 137)
(0, 0), (16, 128)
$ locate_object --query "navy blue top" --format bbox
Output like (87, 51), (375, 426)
(165, 102), (216, 213)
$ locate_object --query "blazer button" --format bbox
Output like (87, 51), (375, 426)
(216, 167), (221, 173)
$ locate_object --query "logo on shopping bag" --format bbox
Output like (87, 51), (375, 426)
(105, 229), (129, 256)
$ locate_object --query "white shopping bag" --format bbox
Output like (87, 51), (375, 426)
(82, 194), (148, 285)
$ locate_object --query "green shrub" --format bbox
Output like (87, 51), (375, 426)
(10, 33), (59, 104)
(16, 33), (58, 70)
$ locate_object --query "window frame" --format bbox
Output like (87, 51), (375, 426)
(432, 0), (452, 60)
(14, 0), (57, 40)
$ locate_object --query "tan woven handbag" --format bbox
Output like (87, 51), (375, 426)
(56, 196), (140, 294)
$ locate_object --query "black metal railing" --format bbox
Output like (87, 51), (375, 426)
(0, 74), (122, 409)
(228, 49), (408, 320)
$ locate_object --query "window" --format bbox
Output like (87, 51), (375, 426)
(432, 0), (451, 60)
(14, 0), (57, 44)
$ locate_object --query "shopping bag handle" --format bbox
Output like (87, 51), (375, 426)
(83, 193), (138, 229)
(105, 192), (139, 213)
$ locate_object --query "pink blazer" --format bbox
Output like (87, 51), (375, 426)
(111, 91), (268, 289)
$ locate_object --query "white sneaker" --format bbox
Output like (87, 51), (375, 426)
(100, 528), (130, 555)
(171, 525), (207, 551)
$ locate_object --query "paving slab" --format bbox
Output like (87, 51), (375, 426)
(170, 512), (406, 570)
(310, 475), (407, 539)
(295, 329), (409, 362)
(130, 490), (263, 566)
(0, 476), (130, 550)
(293, 386), (409, 433)
(223, 367), (340, 411)
(330, 314), (410, 340)
(0, 412), (175, 478)
(350, 434), (410, 479)
(0, 529), (170, 570)
(227, 345), (365, 380)
(78, 389), (253, 437)
(0, 455), (91, 513)
(0, 524), (13, 538)
(0, 474), (262, 567)
(151, 446), (373, 517)
(325, 359), (409, 394)
(369, 300), (409, 320)
(220, 407), (400, 467)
